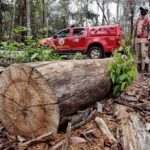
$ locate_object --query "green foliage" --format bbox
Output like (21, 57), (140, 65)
(1, 41), (24, 51)
(0, 36), (61, 67)
(73, 52), (84, 60)
(13, 26), (29, 35)
(120, 34), (132, 47)
(36, 27), (49, 38)
(108, 46), (137, 96)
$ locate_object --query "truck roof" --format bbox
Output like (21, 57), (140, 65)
(58, 24), (119, 30)
(88, 24), (121, 36)
(54, 24), (121, 36)
(70, 24), (120, 29)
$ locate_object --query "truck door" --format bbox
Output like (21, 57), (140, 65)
(71, 28), (86, 51)
(53, 29), (71, 51)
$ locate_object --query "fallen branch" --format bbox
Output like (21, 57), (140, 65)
(0, 139), (17, 150)
(62, 123), (71, 150)
(80, 129), (97, 142)
(114, 105), (129, 124)
(51, 141), (64, 150)
(120, 93), (138, 102)
(60, 109), (92, 126)
(84, 129), (97, 138)
(114, 99), (150, 111)
(71, 109), (97, 130)
(71, 108), (92, 126)
(18, 131), (53, 150)
(81, 132), (92, 143)
(95, 117), (116, 142)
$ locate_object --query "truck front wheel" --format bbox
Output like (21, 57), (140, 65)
(88, 46), (104, 59)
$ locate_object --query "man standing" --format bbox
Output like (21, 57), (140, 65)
(134, 6), (150, 73)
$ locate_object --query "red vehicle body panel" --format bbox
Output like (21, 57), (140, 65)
(39, 24), (122, 55)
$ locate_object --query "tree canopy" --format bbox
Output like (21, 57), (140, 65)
(0, 0), (150, 41)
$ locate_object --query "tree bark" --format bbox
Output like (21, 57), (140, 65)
(102, 0), (105, 25)
(45, 0), (49, 36)
(106, 0), (110, 25)
(41, 0), (45, 28)
(96, 0), (108, 25)
(0, 59), (112, 139)
(0, 0), (3, 41)
(17, 0), (27, 41)
(116, 0), (120, 23)
(10, 0), (17, 41)
(130, 3), (135, 35)
(26, 0), (31, 36)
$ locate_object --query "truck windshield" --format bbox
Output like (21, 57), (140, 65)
(56, 29), (70, 38)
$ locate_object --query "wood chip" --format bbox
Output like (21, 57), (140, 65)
(95, 117), (116, 142)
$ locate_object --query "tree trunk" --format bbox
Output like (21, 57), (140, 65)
(20, 0), (27, 28)
(26, 0), (31, 36)
(18, 0), (27, 41)
(130, 6), (135, 35)
(0, 0), (3, 41)
(86, 0), (89, 26)
(0, 59), (112, 139)
(10, 0), (17, 41)
(102, 0), (105, 25)
(116, 0), (120, 23)
(96, 0), (108, 25)
(45, 0), (49, 36)
(41, 0), (45, 28)
(106, 0), (110, 25)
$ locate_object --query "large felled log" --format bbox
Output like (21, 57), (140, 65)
(0, 59), (112, 139)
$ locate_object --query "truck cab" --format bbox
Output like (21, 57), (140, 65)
(39, 24), (122, 59)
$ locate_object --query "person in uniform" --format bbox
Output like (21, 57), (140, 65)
(134, 6), (150, 73)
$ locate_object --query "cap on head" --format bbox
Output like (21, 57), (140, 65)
(140, 6), (148, 11)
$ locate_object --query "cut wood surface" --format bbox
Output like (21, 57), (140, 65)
(0, 59), (112, 139)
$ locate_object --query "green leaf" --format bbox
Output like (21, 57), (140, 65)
(113, 85), (120, 95)
(31, 53), (38, 60)
(119, 74), (127, 82)
(121, 82), (127, 92)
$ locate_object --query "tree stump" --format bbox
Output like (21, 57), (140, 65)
(0, 59), (112, 139)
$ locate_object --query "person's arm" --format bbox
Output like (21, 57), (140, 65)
(148, 17), (150, 41)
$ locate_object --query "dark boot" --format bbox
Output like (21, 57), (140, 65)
(144, 64), (149, 73)
(137, 63), (142, 73)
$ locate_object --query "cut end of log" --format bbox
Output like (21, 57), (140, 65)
(0, 64), (59, 139)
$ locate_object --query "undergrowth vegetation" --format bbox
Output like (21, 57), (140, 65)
(73, 52), (84, 60)
(0, 28), (61, 67)
(108, 36), (137, 96)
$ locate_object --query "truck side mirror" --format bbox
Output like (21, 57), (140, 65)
(53, 35), (57, 39)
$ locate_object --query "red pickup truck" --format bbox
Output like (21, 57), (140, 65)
(40, 24), (122, 59)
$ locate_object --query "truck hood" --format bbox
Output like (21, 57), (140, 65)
(38, 38), (52, 46)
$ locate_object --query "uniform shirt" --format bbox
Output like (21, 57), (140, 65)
(134, 14), (150, 43)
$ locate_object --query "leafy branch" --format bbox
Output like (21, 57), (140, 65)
(108, 46), (137, 96)
(0, 36), (61, 67)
